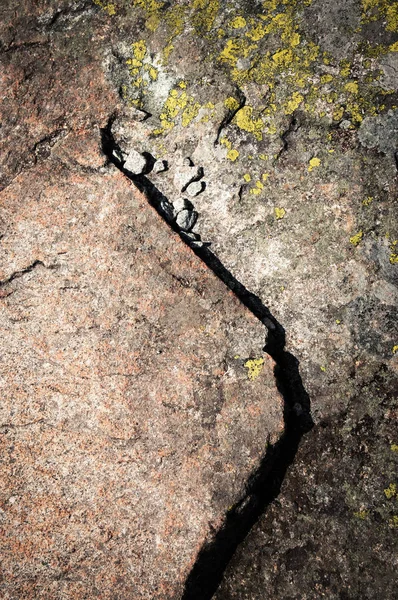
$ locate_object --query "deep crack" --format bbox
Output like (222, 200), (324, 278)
(100, 121), (313, 600)
(214, 88), (246, 146)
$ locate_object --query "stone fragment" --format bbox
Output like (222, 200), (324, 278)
(124, 149), (147, 174)
(159, 198), (175, 221)
(175, 208), (198, 231)
(153, 159), (168, 173)
(186, 180), (204, 197)
(358, 109), (398, 154)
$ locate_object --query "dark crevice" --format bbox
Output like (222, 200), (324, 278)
(274, 114), (300, 163)
(214, 88), (246, 146)
(100, 119), (313, 600)
(0, 260), (45, 289)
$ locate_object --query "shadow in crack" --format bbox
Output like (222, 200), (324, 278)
(101, 120), (313, 600)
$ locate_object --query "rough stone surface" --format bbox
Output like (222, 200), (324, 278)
(0, 2), (286, 598)
(215, 368), (398, 600)
(2, 0), (398, 598)
(0, 142), (283, 599)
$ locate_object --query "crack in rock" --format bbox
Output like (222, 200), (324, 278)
(0, 260), (46, 289)
(101, 120), (314, 599)
(214, 88), (246, 146)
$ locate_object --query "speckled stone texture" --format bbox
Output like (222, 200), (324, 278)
(0, 2), (285, 597)
(2, 0), (398, 598)
(0, 142), (283, 598)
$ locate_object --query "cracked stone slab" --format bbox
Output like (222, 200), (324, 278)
(0, 137), (284, 599)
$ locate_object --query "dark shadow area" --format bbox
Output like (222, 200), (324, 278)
(100, 118), (314, 600)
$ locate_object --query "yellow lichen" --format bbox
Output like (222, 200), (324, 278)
(244, 357), (265, 381)
(350, 231), (364, 246)
(93, 0), (116, 15)
(320, 74), (333, 84)
(389, 240), (398, 264)
(220, 137), (232, 150)
(272, 48), (294, 66)
(250, 181), (264, 195)
(391, 444), (398, 452)
(384, 483), (397, 499)
(284, 91), (304, 114)
(192, 0), (220, 33)
(308, 157), (321, 172)
(345, 81), (359, 94)
(274, 207), (286, 220)
(243, 173), (251, 182)
(393, 345), (398, 354)
(362, 196), (373, 206)
(353, 510), (368, 519)
(390, 515), (398, 528)
(224, 96), (240, 111)
(230, 16), (247, 29)
(234, 106), (264, 140)
(227, 148), (239, 161)
(132, 40), (147, 61)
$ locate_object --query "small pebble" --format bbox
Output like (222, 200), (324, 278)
(176, 209), (198, 232)
(174, 165), (201, 191)
(186, 181), (204, 197)
(124, 149), (147, 175)
(153, 159), (168, 173)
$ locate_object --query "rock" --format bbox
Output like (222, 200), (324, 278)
(153, 159), (168, 173)
(0, 147), (284, 599)
(173, 198), (194, 213)
(2, 0), (398, 598)
(358, 110), (398, 154)
(175, 209), (198, 231)
(215, 377), (398, 600)
(186, 180), (204, 197)
(159, 198), (175, 221)
(123, 149), (147, 174)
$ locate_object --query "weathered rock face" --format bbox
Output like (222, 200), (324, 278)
(1, 0), (398, 598)
(0, 142), (283, 598)
(0, 2), (286, 598)
(215, 368), (398, 600)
